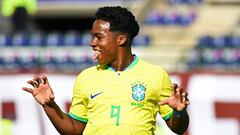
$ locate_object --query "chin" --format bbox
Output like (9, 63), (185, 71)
(97, 60), (105, 65)
(98, 60), (110, 66)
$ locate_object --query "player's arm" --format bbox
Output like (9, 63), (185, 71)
(22, 75), (86, 135)
(43, 101), (86, 135)
(159, 84), (189, 135)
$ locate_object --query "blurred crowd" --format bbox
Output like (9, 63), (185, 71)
(0, 0), (240, 73)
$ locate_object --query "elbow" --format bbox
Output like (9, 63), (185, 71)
(172, 128), (188, 135)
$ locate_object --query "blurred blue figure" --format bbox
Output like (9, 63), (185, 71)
(213, 35), (232, 48)
(70, 51), (95, 71)
(55, 52), (75, 72)
(0, 33), (8, 47)
(2, 53), (22, 72)
(11, 32), (29, 46)
(168, 0), (181, 4)
(19, 52), (38, 71)
(81, 32), (92, 46)
(64, 30), (81, 46)
(132, 35), (150, 47)
(45, 32), (64, 46)
(197, 35), (214, 48)
(186, 0), (202, 4)
(232, 36), (240, 48)
(168, 0), (202, 4)
(145, 10), (164, 25)
(222, 48), (238, 68)
(201, 48), (224, 67)
(29, 31), (44, 46)
(178, 10), (196, 26)
(41, 52), (57, 72)
(238, 49), (240, 66)
(163, 11), (177, 25)
(0, 55), (4, 72)
(185, 49), (202, 69)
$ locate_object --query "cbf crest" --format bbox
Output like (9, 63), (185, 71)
(132, 82), (146, 102)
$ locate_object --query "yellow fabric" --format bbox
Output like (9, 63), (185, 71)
(69, 56), (173, 135)
(1, 0), (37, 17)
(0, 119), (13, 135)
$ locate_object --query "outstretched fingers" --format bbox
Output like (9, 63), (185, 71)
(158, 98), (170, 105)
(22, 75), (48, 93)
(22, 87), (34, 94)
(173, 84), (186, 103)
(172, 83), (178, 91)
(32, 75), (48, 88)
(174, 85), (183, 94)
(21, 79), (37, 93)
(22, 75), (55, 106)
(181, 92), (190, 105)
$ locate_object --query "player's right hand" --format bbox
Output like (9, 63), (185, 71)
(22, 75), (55, 106)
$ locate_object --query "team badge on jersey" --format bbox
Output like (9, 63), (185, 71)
(132, 82), (146, 102)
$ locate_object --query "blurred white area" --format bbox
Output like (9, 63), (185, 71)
(0, 0), (239, 73)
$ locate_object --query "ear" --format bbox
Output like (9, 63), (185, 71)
(117, 34), (127, 46)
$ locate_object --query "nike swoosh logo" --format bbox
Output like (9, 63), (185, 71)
(90, 92), (103, 99)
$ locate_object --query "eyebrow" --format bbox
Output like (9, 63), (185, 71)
(92, 32), (105, 37)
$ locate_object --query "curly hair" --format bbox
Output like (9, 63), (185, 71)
(95, 6), (139, 41)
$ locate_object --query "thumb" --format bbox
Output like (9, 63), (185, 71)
(50, 94), (55, 100)
(158, 98), (169, 106)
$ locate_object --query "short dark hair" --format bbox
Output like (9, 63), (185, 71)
(95, 6), (139, 40)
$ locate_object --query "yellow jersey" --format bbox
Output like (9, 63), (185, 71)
(69, 56), (173, 135)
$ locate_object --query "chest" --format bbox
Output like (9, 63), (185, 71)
(84, 72), (160, 107)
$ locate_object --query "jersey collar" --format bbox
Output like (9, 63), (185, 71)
(107, 55), (139, 72)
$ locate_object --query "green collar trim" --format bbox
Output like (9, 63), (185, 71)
(107, 55), (139, 72)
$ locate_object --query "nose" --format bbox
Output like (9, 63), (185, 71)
(90, 37), (97, 47)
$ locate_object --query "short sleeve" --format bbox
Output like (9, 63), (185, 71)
(158, 70), (173, 120)
(68, 73), (88, 123)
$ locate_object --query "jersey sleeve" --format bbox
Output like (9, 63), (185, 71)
(158, 70), (173, 120)
(68, 73), (88, 123)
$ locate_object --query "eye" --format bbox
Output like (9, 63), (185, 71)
(96, 35), (104, 41)
(93, 33), (104, 41)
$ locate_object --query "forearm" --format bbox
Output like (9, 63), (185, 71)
(166, 109), (189, 135)
(42, 101), (85, 135)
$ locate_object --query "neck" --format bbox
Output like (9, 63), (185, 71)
(110, 47), (134, 71)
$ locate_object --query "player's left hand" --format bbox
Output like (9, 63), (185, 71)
(159, 83), (189, 111)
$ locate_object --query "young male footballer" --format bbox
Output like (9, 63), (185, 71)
(22, 6), (189, 135)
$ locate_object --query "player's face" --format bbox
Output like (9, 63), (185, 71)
(90, 19), (119, 65)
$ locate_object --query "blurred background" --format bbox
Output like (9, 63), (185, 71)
(0, 0), (240, 135)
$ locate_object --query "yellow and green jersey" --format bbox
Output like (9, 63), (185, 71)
(68, 56), (173, 135)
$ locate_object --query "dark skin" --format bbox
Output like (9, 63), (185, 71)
(90, 19), (134, 71)
(22, 75), (85, 135)
(22, 19), (189, 135)
(161, 84), (190, 134)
